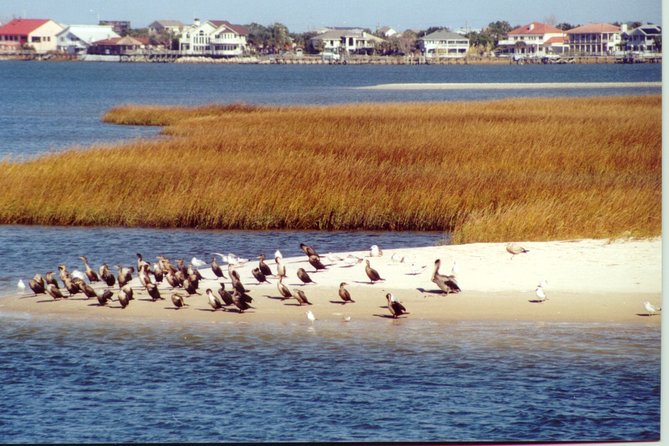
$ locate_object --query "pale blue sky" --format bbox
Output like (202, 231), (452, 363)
(0, 0), (662, 32)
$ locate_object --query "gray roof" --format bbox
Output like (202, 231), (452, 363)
(419, 30), (469, 41)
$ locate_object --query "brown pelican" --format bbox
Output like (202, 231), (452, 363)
(187, 263), (203, 282)
(232, 289), (252, 313)
(432, 259), (460, 294)
(294, 289), (312, 306)
(63, 276), (81, 297)
(206, 289), (224, 311)
(338, 282), (354, 304)
(139, 263), (152, 288)
(364, 259), (383, 283)
(45, 271), (59, 288)
(79, 256), (100, 282)
(251, 267), (271, 284)
(29, 274), (46, 295)
(97, 289), (113, 306)
(506, 243), (529, 259)
(46, 283), (66, 300)
(99, 264), (116, 287)
(58, 264), (70, 282)
(176, 259), (188, 277)
(296, 268), (315, 285)
(152, 261), (164, 283)
(308, 255), (326, 271)
(165, 270), (181, 289)
(80, 282), (99, 299)
(258, 254), (273, 277)
(218, 283), (234, 306)
(386, 293), (408, 318)
(275, 256), (286, 278)
(277, 276), (293, 301)
(171, 293), (186, 309)
(118, 285), (133, 309)
(116, 265), (134, 288)
(211, 256), (225, 279)
(183, 278), (200, 296)
(146, 282), (163, 301)
(300, 243), (319, 258)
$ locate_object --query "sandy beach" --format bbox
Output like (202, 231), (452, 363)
(0, 237), (661, 325)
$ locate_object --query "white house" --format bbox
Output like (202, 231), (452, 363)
(566, 23), (622, 55)
(417, 30), (470, 58)
(310, 28), (385, 55)
(0, 18), (64, 53)
(624, 24), (661, 52)
(376, 26), (398, 38)
(57, 25), (120, 54)
(178, 19), (248, 56)
(497, 22), (567, 56)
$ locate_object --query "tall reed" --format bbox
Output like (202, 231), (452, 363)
(0, 95), (660, 243)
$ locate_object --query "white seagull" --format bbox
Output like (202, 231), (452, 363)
(17, 279), (26, 292)
(533, 280), (548, 302)
(370, 245), (383, 257)
(191, 256), (207, 268)
(274, 249), (283, 260)
(644, 301), (661, 315)
(306, 310), (316, 324)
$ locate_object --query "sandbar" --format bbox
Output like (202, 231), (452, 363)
(0, 238), (661, 326)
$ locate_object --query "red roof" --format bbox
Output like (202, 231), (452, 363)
(0, 18), (50, 36)
(509, 22), (563, 35)
(545, 36), (566, 45)
(567, 23), (620, 34)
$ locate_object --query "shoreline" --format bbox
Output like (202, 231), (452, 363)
(0, 237), (661, 326)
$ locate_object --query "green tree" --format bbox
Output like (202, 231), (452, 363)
(485, 20), (513, 47)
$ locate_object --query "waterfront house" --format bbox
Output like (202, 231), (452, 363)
(178, 19), (249, 56)
(0, 18), (64, 53)
(87, 35), (144, 55)
(148, 20), (185, 36)
(624, 23), (662, 52)
(376, 26), (398, 38)
(56, 25), (120, 55)
(497, 22), (567, 57)
(566, 23), (622, 55)
(416, 29), (470, 58)
(309, 28), (385, 55)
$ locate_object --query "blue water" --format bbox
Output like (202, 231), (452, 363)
(0, 61), (660, 159)
(0, 61), (661, 443)
(0, 314), (660, 443)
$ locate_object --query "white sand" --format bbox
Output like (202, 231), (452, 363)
(358, 82), (662, 90)
(0, 237), (661, 325)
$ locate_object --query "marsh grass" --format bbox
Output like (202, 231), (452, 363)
(0, 95), (660, 243)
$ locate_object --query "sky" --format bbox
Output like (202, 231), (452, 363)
(0, 0), (662, 32)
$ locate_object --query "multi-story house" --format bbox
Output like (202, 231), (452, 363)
(148, 20), (185, 36)
(416, 29), (470, 58)
(566, 23), (622, 55)
(178, 19), (249, 56)
(56, 24), (120, 55)
(309, 28), (385, 55)
(0, 18), (64, 53)
(497, 22), (567, 56)
(624, 23), (662, 52)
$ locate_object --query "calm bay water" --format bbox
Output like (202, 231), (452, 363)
(0, 60), (661, 443)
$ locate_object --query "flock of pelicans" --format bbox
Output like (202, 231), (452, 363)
(15, 241), (661, 319)
(16, 242), (468, 320)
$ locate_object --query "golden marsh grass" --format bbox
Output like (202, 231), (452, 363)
(0, 95), (660, 243)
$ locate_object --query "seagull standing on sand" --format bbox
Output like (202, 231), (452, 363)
(17, 279), (26, 292)
(644, 301), (661, 315)
(306, 310), (316, 324)
(534, 281), (548, 302)
(370, 245), (383, 257)
(275, 256), (286, 278)
(506, 243), (529, 259)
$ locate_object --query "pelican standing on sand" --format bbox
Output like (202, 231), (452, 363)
(251, 267), (271, 284)
(258, 254), (273, 277)
(171, 293), (187, 309)
(296, 267), (315, 285)
(364, 259), (384, 283)
(386, 293), (408, 318)
(232, 289), (252, 313)
(277, 276), (293, 301)
(294, 289), (312, 306)
(211, 256), (226, 279)
(29, 274), (46, 295)
(46, 283), (66, 300)
(97, 289), (113, 306)
(506, 243), (529, 259)
(308, 255), (326, 271)
(218, 283), (234, 306)
(338, 282), (354, 304)
(275, 256), (286, 278)
(432, 259), (461, 294)
(206, 289), (224, 311)
(300, 243), (319, 258)
(79, 256), (100, 282)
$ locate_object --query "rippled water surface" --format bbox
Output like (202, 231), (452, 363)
(0, 314), (660, 443)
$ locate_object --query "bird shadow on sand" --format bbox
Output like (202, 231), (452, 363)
(528, 299), (547, 304)
(164, 306), (188, 310)
(36, 299), (60, 303)
(636, 313), (660, 317)
(264, 295), (290, 301)
(329, 300), (353, 305)
(373, 313), (408, 319)
(416, 287), (448, 295)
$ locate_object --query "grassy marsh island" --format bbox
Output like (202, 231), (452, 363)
(0, 95), (660, 243)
